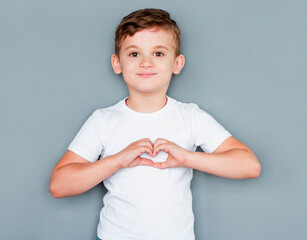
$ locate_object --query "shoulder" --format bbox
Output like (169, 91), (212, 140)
(169, 96), (207, 116)
(91, 98), (126, 119)
(169, 97), (220, 130)
(168, 96), (200, 113)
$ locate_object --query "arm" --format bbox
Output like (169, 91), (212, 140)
(152, 137), (261, 179)
(49, 138), (155, 198)
(49, 150), (121, 198)
(186, 136), (261, 179)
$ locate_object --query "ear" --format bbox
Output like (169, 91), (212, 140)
(173, 54), (185, 74)
(111, 54), (122, 74)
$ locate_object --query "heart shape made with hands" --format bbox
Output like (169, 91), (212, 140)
(140, 151), (169, 163)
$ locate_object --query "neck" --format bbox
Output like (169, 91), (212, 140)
(125, 93), (168, 113)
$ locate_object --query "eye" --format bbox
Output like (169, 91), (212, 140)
(154, 52), (164, 57)
(129, 52), (139, 57)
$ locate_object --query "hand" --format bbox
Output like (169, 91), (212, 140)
(115, 138), (155, 169)
(152, 138), (191, 169)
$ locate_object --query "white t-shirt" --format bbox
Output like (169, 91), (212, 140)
(68, 95), (231, 240)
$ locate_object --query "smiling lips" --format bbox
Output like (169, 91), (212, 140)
(137, 73), (157, 78)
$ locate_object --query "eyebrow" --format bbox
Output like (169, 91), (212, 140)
(124, 45), (169, 51)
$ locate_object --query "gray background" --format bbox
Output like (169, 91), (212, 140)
(1, 0), (306, 239)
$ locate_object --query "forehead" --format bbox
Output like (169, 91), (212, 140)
(120, 27), (176, 51)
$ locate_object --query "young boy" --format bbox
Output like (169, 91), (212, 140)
(49, 8), (261, 240)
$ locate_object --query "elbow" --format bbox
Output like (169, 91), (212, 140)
(248, 160), (261, 179)
(49, 181), (64, 199)
(243, 150), (261, 179)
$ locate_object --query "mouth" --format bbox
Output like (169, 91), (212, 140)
(137, 73), (157, 78)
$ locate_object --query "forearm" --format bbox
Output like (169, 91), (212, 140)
(186, 149), (261, 179)
(49, 155), (120, 198)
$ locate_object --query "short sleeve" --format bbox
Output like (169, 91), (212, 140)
(191, 104), (232, 153)
(68, 110), (104, 162)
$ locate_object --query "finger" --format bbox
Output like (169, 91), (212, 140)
(133, 138), (153, 148)
(138, 139), (154, 152)
(138, 146), (154, 157)
(155, 138), (168, 142)
(130, 157), (154, 168)
(153, 139), (169, 153)
(153, 161), (168, 170)
(153, 143), (170, 156)
(154, 138), (168, 148)
(140, 138), (154, 145)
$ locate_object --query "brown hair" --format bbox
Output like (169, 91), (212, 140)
(114, 8), (181, 58)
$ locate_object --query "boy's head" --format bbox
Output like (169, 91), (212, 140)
(114, 8), (181, 58)
(111, 8), (185, 96)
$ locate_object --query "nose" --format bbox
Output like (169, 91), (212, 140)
(139, 55), (154, 68)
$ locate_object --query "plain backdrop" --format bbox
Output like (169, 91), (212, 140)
(1, 0), (306, 239)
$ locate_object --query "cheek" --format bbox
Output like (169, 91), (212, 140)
(121, 63), (135, 76)
(159, 61), (175, 73)
(123, 61), (138, 71)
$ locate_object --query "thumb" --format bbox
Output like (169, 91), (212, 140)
(129, 157), (154, 168)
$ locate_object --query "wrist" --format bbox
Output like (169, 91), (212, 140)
(114, 153), (124, 170)
(104, 153), (123, 171)
(184, 150), (196, 168)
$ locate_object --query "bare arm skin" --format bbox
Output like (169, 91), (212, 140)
(49, 137), (260, 198)
(49, 138), (155, 198)
(185, 136), (261, 179)
(49, 151), (120, 198)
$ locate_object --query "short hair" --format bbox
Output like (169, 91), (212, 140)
(114, 8), (181, 58)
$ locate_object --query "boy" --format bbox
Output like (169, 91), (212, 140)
(49, 8), (261, 240)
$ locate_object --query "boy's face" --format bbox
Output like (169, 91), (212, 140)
(111, 27), (185, 96)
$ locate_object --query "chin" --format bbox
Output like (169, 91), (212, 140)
(137, 89), (158, 94)
(133, 85), (162, 93)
